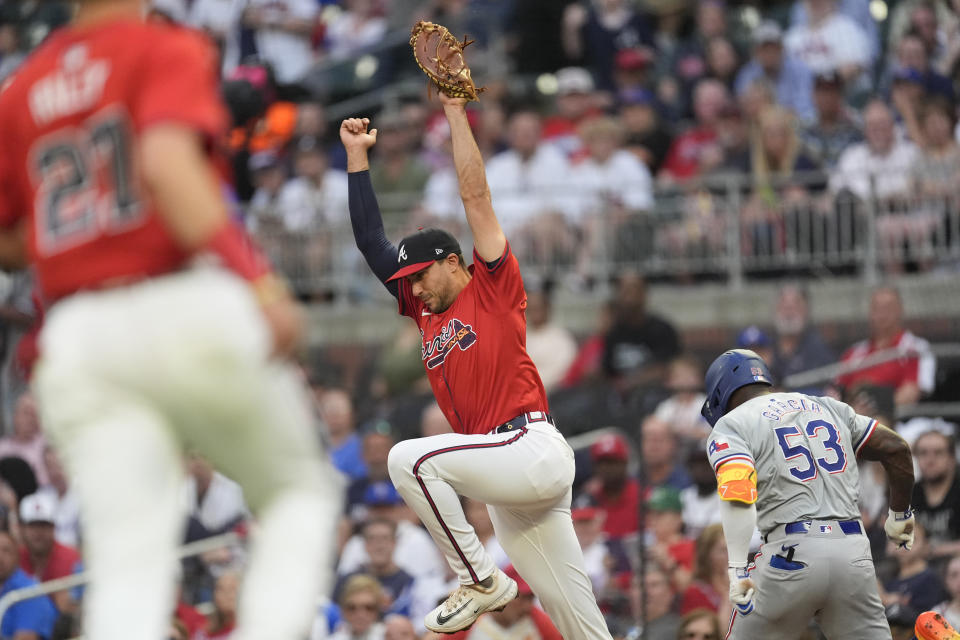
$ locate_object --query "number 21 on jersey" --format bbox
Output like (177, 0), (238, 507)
(775, 419), (847, 482)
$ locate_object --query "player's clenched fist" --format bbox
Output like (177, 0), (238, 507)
(728, 566), (756, 616)
(340, 117), (378, 151)
(884, 507), (916, 550)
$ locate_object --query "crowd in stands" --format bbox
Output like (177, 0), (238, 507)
(0, 0), (957, 638)
(5, 0), (958, 297)
(0, 275), (948, 639)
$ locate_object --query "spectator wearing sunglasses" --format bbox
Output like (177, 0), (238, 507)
(332, 574), (386, 640)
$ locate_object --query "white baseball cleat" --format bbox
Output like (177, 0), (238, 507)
(425, 569), (519, 634)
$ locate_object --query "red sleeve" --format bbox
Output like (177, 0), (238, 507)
(133, 28), (227, 140)
(470, 243), (524, 311)
(900, 357), (920, 386)
(530, 606), (563, 640)
(835, 345), (857, 388)
(0, 106), (24, 228)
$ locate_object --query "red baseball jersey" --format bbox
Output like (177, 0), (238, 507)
(0, 18), (228, 302)
(398, 244), (549, 435)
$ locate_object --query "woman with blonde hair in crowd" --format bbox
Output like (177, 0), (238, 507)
(331, 574), (387, 640)
(679, 524), (731, 625)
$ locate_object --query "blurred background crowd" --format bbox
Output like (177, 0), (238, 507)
(0, 0), (958, 639)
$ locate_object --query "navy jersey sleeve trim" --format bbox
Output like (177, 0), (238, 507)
(348, 170), (399, 298)
(473, 242), (511, 273)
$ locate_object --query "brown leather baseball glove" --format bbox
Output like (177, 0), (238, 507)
(409, 20), (484, 101)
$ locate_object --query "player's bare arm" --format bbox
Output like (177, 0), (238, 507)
(0, 221), (27, 271)
(438, 92), (506, 262)
(859, 423), (917, 549)
(857, 423), (914, 511)
(140, 123), (302, 356)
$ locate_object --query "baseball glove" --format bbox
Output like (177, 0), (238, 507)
(409, 20), (484, 101)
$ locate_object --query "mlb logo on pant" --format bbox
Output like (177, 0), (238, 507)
(820, 525), (833, 534)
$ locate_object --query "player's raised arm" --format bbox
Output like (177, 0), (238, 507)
(438, 93), (506, 263)
(341, 118), (401, 297)
(858, 423), (916, 548)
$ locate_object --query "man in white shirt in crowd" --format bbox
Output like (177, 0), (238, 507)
(830, 99), (918, 202)
(243, 0), (319, 85)
(189, 0), (247, 74)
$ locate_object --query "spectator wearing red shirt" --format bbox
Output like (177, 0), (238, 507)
(18, 492), (80, 612)
(444, 565), (562, 640)
(197, 571), (239, 640)
(836, 286), (935, 406)
(585, 434), (640, 540)
(659, 79), (729, 183)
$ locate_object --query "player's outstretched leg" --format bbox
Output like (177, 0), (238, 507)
(489, 500), (613, 640)
(916, 612), (960, 640)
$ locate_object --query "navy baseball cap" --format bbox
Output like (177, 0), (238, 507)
(387, 228), (462, 282)
(736, 325), (771, 348)
(363, 481), (403, 506)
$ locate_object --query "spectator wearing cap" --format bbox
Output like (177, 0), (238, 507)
(337, 481), (445, 581)
(561, 0), (653, 92)
(646, 487), (695, 593)
(333, 518), (417, 618)
(0, 528), (56, 639)
(583, 433), (641, 540)
(570, 502), (610, 595)
(541, 67), (603, 160)
(784, 0), (872, 81)
(19, 492), (80, 612)
(443, 565), (563, 640)
(799, 69), (863, 169)
(735, 20), (815, 123)
(736, 325), (774, 367)
(620, 88), (673, 174)
(613, 47), (655, 95)
(769, 284), (835, 396)
(245, 150), (287, 233)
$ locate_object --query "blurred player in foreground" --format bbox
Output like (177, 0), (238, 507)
(341, 92), (611, 638)
(702, 349), (915, 639)
(0, 1), (339, 638)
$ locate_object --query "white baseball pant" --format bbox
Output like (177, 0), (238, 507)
(388, 418), (612, 640)
(33, 266), (341, 640)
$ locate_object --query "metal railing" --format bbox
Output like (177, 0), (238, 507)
(0, 532), (239, 628)
(248, 166), (960, 302)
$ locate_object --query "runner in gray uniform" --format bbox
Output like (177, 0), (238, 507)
(701, 349), (916, 640)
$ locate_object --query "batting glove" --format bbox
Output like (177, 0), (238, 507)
(884, 507), (915, 550)
(728, 565), (756, 616)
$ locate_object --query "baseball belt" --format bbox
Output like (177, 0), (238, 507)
(489, 411), (555, 435)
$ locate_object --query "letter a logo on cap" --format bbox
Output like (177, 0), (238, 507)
(398, 245), (407, 262)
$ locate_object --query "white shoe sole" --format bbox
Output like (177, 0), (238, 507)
(424, 577), (520, 634)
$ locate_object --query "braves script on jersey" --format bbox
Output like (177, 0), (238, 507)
(397, 244), (548, 435)
(0, 19), (227, 301)
(707, 392), (878, 534)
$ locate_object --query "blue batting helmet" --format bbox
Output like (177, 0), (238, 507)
(701, 349), (774, 427)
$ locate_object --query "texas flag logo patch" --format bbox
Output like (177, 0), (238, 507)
(708, 439), (729, 455)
